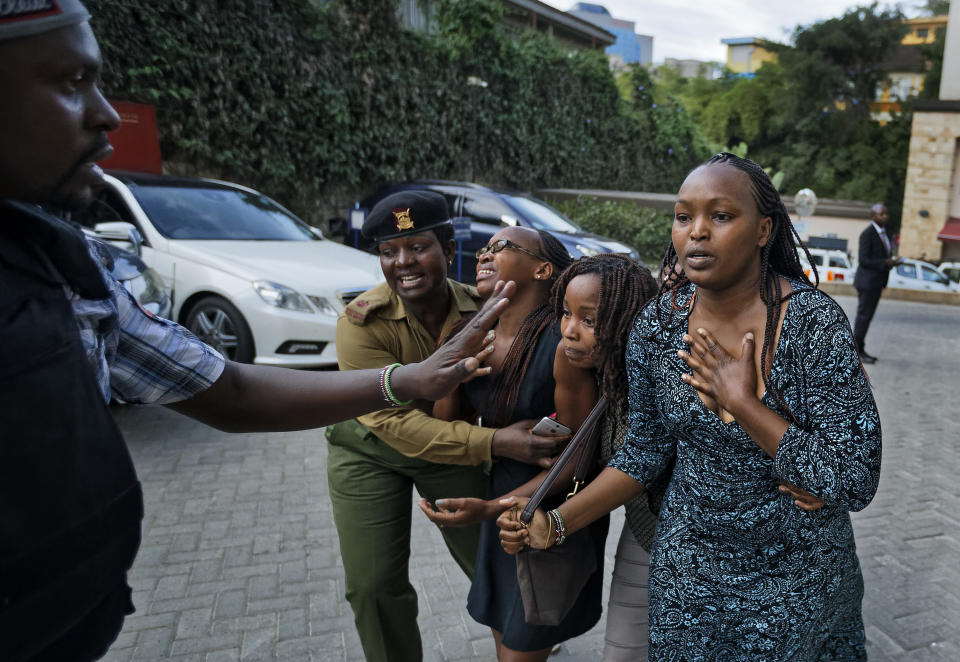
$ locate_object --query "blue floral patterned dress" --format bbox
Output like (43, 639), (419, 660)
(609, 281), (881, 661)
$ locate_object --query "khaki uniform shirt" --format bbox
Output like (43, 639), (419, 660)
(336, 280), (496, 465)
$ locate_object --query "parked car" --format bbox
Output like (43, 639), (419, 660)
(84, 231), (173, 320)
(799, 247), (856, 283)
(888, 259), (960, 294)
(73, 171), (383, 367)
(353, 181), (641, 282)
(939, 261), (960, 284)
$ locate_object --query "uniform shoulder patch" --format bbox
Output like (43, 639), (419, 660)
(343, 284), (391, 325)
(462, 283), (481, 300)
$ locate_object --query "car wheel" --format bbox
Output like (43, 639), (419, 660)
(185, 296), (254, 363)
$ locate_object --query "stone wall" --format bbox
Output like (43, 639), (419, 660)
(899, 110), (960, 260)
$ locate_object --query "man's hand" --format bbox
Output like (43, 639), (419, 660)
(417, 497), (504, 527)
(391, 280), (515, 402)
(492, 419), (568, 468)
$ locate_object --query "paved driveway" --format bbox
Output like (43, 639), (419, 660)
(100, 295), (960, 661)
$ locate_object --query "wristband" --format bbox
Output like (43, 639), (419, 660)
(382, 363), (413, 407)
(377, 365), (393, 406)
(547, 508), (566, 546)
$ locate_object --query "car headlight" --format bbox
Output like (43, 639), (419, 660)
(253, 280), (314, 313)
(306, 295), (339, 317)
(575, 243), (602, 257)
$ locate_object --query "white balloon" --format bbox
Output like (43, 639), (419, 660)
(794, 188), (818, 217)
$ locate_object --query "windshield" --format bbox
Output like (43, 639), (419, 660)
(131, 185), (318, 240)
(504, 195), (582, 232)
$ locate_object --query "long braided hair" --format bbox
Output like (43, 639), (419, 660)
(551, 255), (658, 400)
(484, 230), (572, 426)
(656, 152), (817, 419)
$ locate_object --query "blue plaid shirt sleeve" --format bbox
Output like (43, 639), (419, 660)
(77, 239), (225, 405)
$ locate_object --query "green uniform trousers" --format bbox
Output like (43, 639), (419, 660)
(326, 420), (486, 662)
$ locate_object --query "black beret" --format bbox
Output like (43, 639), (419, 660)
(363, 190), (451, 242)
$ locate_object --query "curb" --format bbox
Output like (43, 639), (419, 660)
(818, 282), (960, 306)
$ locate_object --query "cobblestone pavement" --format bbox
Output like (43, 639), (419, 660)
(100, 295), (960, 661)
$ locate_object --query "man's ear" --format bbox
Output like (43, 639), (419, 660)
(757, 216), (772, 248)
(444, 239), (457, 263)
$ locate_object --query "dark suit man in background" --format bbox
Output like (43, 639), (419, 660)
(852, 203), (901, 364)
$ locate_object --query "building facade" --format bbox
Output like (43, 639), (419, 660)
(662, 58), (720, 79)
(396, 0), (614, 51)
(720, 37), (779, 76)
(874, 14), (949, 117)
(899, 3), (960, 261)
(567, 2), (653, 66)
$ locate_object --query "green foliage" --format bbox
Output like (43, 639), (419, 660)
(781, 3), (905, 120)
(918, 0), (950, 15)
(719, 142), (784, 191)
(85, 0), (709, 225)
(918, 25), (947, 99)
(646, 3), (911, 231)
(551, 196), (674, 266)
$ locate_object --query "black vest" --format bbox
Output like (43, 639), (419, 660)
(0, 201), (143, 661)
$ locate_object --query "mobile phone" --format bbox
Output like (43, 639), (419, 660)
(531, 416), (572, 436)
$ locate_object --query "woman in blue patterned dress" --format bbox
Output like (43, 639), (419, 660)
(498, 153), (881, 661)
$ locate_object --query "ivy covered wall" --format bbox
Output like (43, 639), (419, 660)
(86, 0), (708, 225)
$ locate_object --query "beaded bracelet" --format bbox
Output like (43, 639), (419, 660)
(547, 508), (566, 546)
(379, 362), (412, 407)
(545, 508), (555, 547)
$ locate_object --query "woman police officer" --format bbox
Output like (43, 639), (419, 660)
(325, 191), (566, 662)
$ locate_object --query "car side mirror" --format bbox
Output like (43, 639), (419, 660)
(93, 221), (143, 256)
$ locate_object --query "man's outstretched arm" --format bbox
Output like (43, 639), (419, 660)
(167, 281), (514, 432)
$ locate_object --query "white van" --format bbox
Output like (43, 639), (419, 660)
(799, 248), (856, 283)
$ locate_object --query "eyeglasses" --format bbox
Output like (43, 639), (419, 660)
(475, 239), (547, 261)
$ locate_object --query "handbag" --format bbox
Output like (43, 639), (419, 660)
(515, 396), (608, 626)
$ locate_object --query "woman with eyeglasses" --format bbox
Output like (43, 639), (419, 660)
(326, 192), (571, 662)
(429, 227), (612, 661)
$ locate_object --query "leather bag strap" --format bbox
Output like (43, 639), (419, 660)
(519, 396), (608, 524)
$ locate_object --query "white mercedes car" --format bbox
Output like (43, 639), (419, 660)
(74, 171), (383, 367)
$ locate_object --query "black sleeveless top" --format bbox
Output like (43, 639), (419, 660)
(464, 321), (608, 650)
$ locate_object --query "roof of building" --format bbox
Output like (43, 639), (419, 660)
(505, 0), (615, 45)
(881, 43), (926, 73)
(720, 36), (781, 49)
(570, 2), (610, 15)
(903, 15), (949, 26)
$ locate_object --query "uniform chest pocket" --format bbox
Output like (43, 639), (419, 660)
(0, 293), (76, 379)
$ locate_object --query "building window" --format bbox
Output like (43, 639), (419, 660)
(917, 28), (929, 39)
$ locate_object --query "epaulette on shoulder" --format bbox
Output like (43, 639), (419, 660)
(461, 283), (481, 302)
(344, 283), (391, 325)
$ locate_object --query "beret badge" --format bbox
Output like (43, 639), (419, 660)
(392, 207), (414, 232)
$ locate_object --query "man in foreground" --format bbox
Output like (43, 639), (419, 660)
(0, 4), (514, 659)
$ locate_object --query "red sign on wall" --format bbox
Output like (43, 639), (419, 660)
(99, 101), (163, 175)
